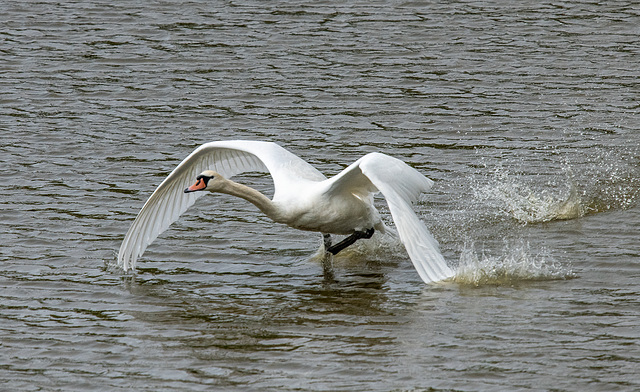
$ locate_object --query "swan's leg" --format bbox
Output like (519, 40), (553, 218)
(321, 251), (335, 281)
(323, 233), (332, 252)
(321, 233), (335, 280)
(326, 228), (374, 255)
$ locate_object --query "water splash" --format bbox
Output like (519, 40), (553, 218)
(578, 148), (640, 214)
(476, 168), (584, 224)
(453, 241), (574, 286)
(473, 145), (640, 224)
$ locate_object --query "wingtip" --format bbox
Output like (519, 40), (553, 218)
(115, 250), (136, 273)
(421, 266), (456, 285)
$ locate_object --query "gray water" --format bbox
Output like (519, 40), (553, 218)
(2, 1), (640, 390)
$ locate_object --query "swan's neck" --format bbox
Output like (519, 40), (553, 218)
(216, 179), (282, 221)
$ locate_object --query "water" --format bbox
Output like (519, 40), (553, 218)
(2, 1), (639, 390)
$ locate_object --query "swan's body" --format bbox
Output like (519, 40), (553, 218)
(117, 141), (454, 284)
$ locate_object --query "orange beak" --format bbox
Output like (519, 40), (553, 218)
(184, 178), (207, 193)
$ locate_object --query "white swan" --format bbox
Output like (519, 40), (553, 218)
(117, 140), (454, 284)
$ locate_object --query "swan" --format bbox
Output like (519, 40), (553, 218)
(117, 140), (454, 284)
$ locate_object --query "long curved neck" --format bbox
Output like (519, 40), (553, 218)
(217, 179), (282, 221)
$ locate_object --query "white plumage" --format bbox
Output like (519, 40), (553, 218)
(117, 140), (454, 284)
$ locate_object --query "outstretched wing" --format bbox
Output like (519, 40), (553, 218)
(117, 140), (325, 271)
(323, 152), (454, 284)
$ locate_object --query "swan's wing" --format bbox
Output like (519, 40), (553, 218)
(324, 152), (454, 284)
(117, 140), (325, 271)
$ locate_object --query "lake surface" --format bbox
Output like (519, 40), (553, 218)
(2, 1), (639, 390)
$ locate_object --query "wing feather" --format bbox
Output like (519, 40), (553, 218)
(359, 153), (454, 283)
(117, 140), (323, 271)
(324, 152), (454, 284)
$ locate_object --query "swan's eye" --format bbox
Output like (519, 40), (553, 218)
(196, 174), (214, 184)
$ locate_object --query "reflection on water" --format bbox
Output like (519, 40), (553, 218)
(1, 0), (640, 390)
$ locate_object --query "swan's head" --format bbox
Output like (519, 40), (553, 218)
(184, 170), (222, 193)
